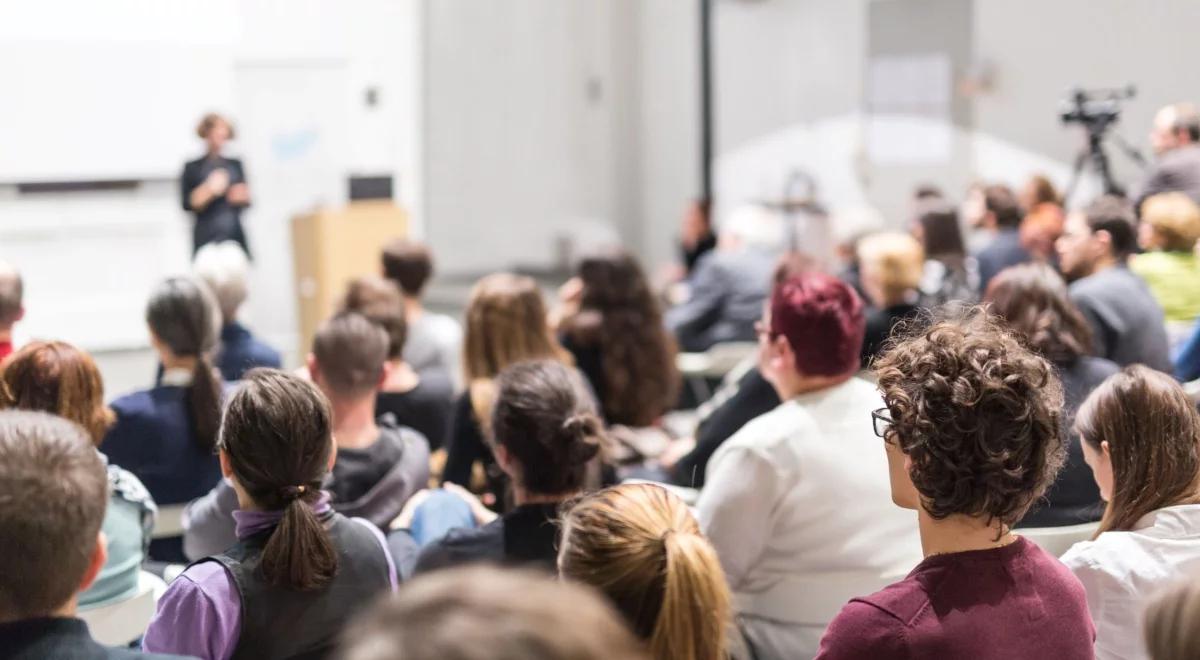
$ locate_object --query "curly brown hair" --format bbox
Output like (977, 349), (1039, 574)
(874, 309), (1066, 528)
(984, 262), (1093, 365)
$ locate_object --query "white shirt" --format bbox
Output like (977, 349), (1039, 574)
(696, 377), (923, 659)
(1061, 503), (1200, 660)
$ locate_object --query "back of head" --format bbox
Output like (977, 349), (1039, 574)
(559, 484), (731, 660)
(1074, 365), (1200, 534)
(339, 277), (407, 360)
(0, 341), (114, 445)
(769, 272), (865, 378)
(192, 241), (250, 324)
(913, 183), (944, 203)
(915, 200), (965, 259)
(984, 263), (1093, 365)
(339, 566), (648, 660)
(313, 313), (389, 400)
(1159, 102), (1200, 144)
(0, 410), (107, 621)
(0, 261), (21, 330)
(856, 232), (925, 303)
(220, 369), (337, 590)
(381, 239), (434, 298)
(1142, 192), (1200, 252)
(874, 310), (1065, 527)
(464, 273), (563, 382)
(492, 360), (601, 496)
(1025, 175), (1061, 208)
(146, 276), (222, 451)
(1084, 195), (1138, 259)
(984, 184), (1022, 229)
(1144, 576), (1200, 660)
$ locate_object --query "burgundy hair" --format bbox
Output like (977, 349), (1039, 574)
(769, 273), (865, 377)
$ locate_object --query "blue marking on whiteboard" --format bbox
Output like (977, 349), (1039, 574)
(271, 129), (319, 161)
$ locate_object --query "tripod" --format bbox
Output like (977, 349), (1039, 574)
(1064, 122), (1147, 203)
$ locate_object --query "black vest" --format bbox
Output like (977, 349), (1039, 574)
(202, 512), (392, 660)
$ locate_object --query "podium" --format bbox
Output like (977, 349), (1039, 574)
(292, 202), (408, 354)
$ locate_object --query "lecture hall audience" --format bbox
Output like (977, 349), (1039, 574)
(1135, 102), (1200, 210)
(1060, 366), (1200, 660)
(1130, 192), (1200, 329)
(1018, 174), (1067, 263)
(985, 263), (1116, 527)
(697, 271), (922, 659)
(0, 341), (157, 610)
(143, 369), (396, 659)
(816, 311), (1094, 660)
(0, 261), (21, 363)
(911, 198), (978, 308)
(380, 239), (464, 389)
(972, 184), (1032, 292)
(192, 241), (281, 381)
(0, 411), (185, 660)
(856, 231), (926, 366)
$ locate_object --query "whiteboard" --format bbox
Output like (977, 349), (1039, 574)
(0, 39), (233, 183)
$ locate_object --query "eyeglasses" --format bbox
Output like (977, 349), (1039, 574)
(871, 408), (893, 440)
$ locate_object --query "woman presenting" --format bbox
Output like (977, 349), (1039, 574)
(181, 113), (252, 256)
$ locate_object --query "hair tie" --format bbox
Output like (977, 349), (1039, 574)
(281, 484), (308, 501)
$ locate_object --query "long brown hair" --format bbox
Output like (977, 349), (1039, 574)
(559, 483), (731, 660)
(563, 252), (679, 427)
(1075, 365), (1200, 536)
(985, 263), (1093, 365)
(220, 369), (337, 591)
(0, 341), (114, 445)
(147, 277), (222, 453)
(1145, 576), (1200, 660)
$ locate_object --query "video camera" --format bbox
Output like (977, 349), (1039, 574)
(1060, 85), (1136, 130)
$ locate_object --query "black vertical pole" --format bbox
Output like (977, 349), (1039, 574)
(699, 0), (714, 207)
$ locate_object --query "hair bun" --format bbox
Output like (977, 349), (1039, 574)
(562, 413), (601, 465)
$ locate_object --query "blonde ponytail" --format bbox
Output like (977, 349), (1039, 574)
(559, 484), (731, 660)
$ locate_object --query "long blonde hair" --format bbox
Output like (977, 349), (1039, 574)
(463, 273), (569, 424)
(559, 484), (731, 660)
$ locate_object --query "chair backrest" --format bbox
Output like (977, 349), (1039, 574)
(1019, 522), (1100, 558)
(151, 503), (187, 540)
(78, 571), (167, 646)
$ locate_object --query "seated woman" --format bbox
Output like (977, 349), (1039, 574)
(414, 360), (601, 573)
(911, 199), (978, 308)
(559, 483), (732, 660)
(1131, 192), (1200, 328)
(817, 312), (1094, 660)
(193, 240), (281, 381)
(555, 251), (679, 429)
(340, 276), (452, 450)
(0, 341), (155, 610)
(441, 273), (572, 504)
(143, 369), (396, 659)
(986, 263), (1117, 527)
(101, 277), (224, 561)
(856, 232), (926, 366)
(1061, 365), (1200, 660)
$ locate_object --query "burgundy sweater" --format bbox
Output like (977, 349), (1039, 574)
(816, 536), (1095, 660)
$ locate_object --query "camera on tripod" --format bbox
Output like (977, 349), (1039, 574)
(1060, 86), (1136, 130)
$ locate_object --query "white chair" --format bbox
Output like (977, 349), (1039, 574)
(78, 571), (167, 646)
(1018, 521), (1099, 558)
(151, 503), (187, 540)
(677, 342), (758, 401)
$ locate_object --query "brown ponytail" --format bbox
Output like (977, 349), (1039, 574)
(187, 356), (222, 452)
(220, 369), (337, 591)
(559, 484), (731, 660)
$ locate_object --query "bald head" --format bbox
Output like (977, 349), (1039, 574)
(0, 262), (22, 329)
(1152, 103), (1200, 155)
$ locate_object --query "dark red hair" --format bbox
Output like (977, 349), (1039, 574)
(769, 273), (865, 377)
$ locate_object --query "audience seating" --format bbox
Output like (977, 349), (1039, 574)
(77, 571), (167, 646)
(1019, 522), (1101, 558)
(150, 503), (187, 540)
(676, 341), (757, 401)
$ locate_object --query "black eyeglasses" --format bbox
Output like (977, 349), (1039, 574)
(871, 408), (893, 439)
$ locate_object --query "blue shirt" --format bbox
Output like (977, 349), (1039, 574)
(215, 322), (281, 382)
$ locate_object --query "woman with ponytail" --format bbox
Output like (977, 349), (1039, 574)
(144, 369), (396, 660)
(102, 277), (225, 560)
(559, 483), (732, 660)
(413, 359), (601, 573)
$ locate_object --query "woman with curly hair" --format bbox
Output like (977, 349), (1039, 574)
(816, 311), (1094, 660)
(986, 263), (1118, 527)
(1061, 366), (1200, 660)
(556, 251), (679, 427)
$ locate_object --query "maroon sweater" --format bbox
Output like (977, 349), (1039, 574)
(816, 537), (1095, 660)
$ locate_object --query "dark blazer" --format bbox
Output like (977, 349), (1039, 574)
(215, 322), (281, 382)
(861, 302), (923, 368)
(375, 371), (454, 452)
(181, 155), (250, 255)
(412, 502), (562, 574)
(974, 228), (1031, 293)
(1135, 143), (1200, 211)
(671, 368), (780, 489)
(0, 617), (191, 660)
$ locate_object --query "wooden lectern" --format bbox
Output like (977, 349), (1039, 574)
(292, 201), (407, 354)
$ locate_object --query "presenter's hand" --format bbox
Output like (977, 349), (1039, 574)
(227, 182), (250, 205)
(205, 168), (231, 195)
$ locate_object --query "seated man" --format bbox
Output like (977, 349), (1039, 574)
(1056, 195), (1172, 372)
(697, 272), (923, 659)
(0, 260), (22, 362)
(192, 241), (281, 381)
(666, 205), (786, 352)
(381, 240), (464, 389)
(0, 410), (185, 659)
(972, 184), (1031, 293)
